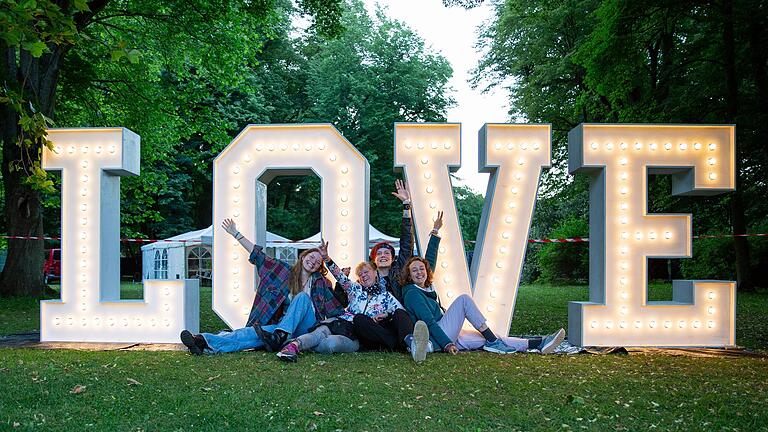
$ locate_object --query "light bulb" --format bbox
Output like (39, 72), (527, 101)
(708, 143), (717, 151)
(679, 143), (688, 151)
(590, 142), (598, 150)
(693, 142), (702, 150)
(421, 157), (429, 165)
(649, 143), (658, 151)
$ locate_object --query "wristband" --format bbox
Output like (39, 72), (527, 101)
(403, 203), (411, 211)
(430, 229), (439, 236)
(235, 232), (244, 240)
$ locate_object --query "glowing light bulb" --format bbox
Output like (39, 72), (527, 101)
(619, 142), (628, 150)
(430, 142), (438, 149)
(505, 216), (513, 224)
(95, 145), (102, 154)
(619, 157), (628, 166)
(648, 231), (657, 240)
(429, 202), (437, 209)
(620, 187), (629, 195)
(620, 202), (628, 211)
(679, 320), (687, 328)
(495, 261), (503, 269)
(591, 320), (598, 328)
(341, 209), (349, 217)
(693, 142), (702, 150)
(424, 172), (432, 179)
(426, 186), (434, 194)
(81, 161), (88, 168)
(619, 172), (629, 181)
(605, 321), (613, 329)
(82, 146), (89, 154)
(330, 154), (337, 162)
(649, 320), (657, 328)
(708, 292), (716, 300)
(501, 232), (510, 239)
(635, 320), (642, 328)
(507, 201), (516, 209)
(255, 143), (263, 152)
(649, 143), (658, 151)
(232, 182), (240, 189)
(232, 166), (241, 174)
(340, 224), (348, 232)
(340, 239), (348, 247)
(443, 142), (451, 149)
(707, 321), (715, 328)
(520, 142), (528, 150)
(517, 158), (525, 166)
(486, 305), (495, 312)
(708, 157), (716, 165)
(620, 216), (629, 225)
(421, 157), (429, 165)
(634, 142), (642, 150)
(507, 143), (514, 150)
(707, 306), (715, 314)
(341, 166), (349, 174)
(499, 246), (508, 254)
(664, 231), (672, 239)
(340, 194), (349, 203)
(590, 142), (598, 150)
(634, 231), (643, 240)
(292, 143), (300, 151)
(446, 291), (454, 298)
(81, 174), (89, 183)
(494, 143), (502, 151)
(417, 142), (425, 149)
(679, 143), (688, 151)
(708, 172), (717, 180)
(619, 321), (627, 329)
(80, 204), (87, 212)
(692, 320), (701, 329)
(405, 141), (413, 149)
(244, 154), (251, 163)
(708, 143), (717, 151)
(664, 142), (672, 150)
(605, 142), (614, 150)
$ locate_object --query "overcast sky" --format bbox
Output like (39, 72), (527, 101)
(363, 0), (510, 196)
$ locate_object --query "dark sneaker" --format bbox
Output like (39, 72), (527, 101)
(411, 320), (430, 363)
(277, 341), (300, 363)
(538, 328), (566, 354)
(254, 325), (288, 352)
(180, 330), (206, 355)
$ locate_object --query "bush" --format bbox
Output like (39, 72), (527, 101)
(537, 217), (589, 284)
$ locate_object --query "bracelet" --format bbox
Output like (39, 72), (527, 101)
(403, 203), (411, 211)
(235, 232), (244, 240)
(430, 229), (439, 235)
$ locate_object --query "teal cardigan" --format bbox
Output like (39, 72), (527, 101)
(402, 234), (454, 350)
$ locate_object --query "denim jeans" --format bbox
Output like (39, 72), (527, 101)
(294, 325), (359, 354)
(202, 292), (317, 354)
(438, 294), (528, 352)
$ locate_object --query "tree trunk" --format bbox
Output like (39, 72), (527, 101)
(0, 44), (66, 297)
(722, 0), (754, 292)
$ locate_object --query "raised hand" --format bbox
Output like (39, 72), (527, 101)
(318, 239), (330, 260)
(432, 210), (444, 232)
(222, 218), (238, 237)
(391, 178), (411, 203)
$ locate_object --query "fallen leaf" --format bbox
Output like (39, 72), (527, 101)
(207, 375), (221, 381)
(70, 385), (86, 394)
(313, 411), (324, 416)
(127, 378), (142, 386)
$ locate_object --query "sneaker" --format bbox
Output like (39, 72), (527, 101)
(180, 330), (207, 355)
(277, 341), (300, 363)
(538, 328), (566, 354)
(411, 320), (430, 363)
(254, 325), (288, 352)
(483, 338), (517, 354)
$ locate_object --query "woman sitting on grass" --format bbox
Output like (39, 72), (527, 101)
(401, 211), (565, 356)
(277, 240), (428, 362)
(179, 218), (344, 355)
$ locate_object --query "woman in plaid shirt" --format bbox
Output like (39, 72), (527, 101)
(179, 219), (344, 355)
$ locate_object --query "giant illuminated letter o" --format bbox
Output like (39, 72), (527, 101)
(568, 124), (736, 347)
(213, 124), (370, 329)
(41, 128), (200, 343)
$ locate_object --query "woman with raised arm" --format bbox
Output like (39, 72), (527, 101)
(277, 240), (429, 362)
(366, 179), (415, 304)
(401, 211), (566, 356)
(178, 219), (344, 355)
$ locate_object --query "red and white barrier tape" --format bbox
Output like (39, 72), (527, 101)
(2, 233), (767, 244)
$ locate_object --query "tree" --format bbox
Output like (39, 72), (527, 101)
(477, 0), (768, 289)
(0, 0), (343, 297)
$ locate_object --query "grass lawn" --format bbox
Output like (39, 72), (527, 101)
(1, 283), (767, 431)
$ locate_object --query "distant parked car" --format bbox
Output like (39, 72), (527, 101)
(43, 249), (61, 283)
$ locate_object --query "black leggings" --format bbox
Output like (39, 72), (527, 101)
(353, 309), (414, 352)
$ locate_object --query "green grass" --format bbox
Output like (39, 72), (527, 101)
(1, 284), (767, 431)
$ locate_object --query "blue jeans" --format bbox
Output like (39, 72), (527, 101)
(202, 292), (317, 354)
(294, 324), (359, 354)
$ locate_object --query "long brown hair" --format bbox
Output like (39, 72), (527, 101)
(398, 256), (434, 288)
(289, 248), (327, 296)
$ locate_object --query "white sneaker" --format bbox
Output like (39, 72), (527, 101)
(539, 328), (566, 354)
(411, 320), (430, 363)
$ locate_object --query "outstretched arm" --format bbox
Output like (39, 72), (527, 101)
(425, 211), (443, 269)
(222, 218), (254, 253)
(392, 179), (414, 269)
(319, 240), (352, 292)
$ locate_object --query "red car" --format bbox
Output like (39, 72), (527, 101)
(43, 249), (61, 283)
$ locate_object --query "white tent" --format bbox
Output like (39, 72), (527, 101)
(295, 225), (400, 251)
(141, 226), (294, 281)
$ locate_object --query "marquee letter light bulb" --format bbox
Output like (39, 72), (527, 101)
(568, 124), (736, 346)
(395, 123), (551, 332)
(41, 128), (200, 343)
(213, 124), (369, 329)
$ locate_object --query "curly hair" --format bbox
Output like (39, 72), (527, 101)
(398, 256), (434, 288)
(288, 248), (328, 296)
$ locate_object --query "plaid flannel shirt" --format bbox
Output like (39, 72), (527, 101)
(244, 246), (344, 327)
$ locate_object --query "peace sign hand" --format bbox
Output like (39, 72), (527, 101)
(318, 239), (330, 260)
(432, 210), (444, 232)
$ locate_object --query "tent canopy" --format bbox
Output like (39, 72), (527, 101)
(295, 225), (398, 249)
(141, 226), (293, 251)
